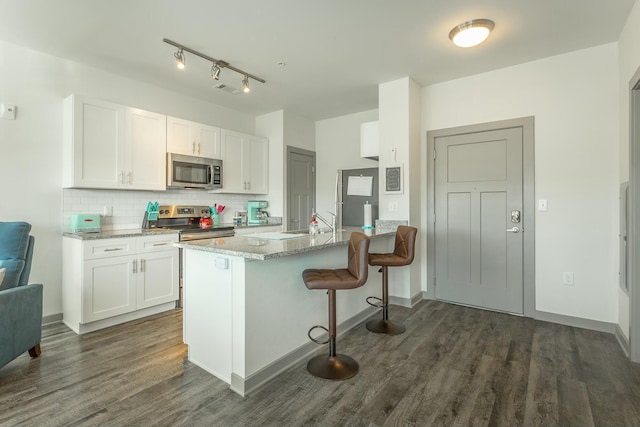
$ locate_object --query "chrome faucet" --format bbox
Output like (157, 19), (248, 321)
(313, 210), (336, 236)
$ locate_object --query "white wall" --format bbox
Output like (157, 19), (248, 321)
(617, 0), (640, 338)
(0, 40), (256, 317)
(315, 109), (378, 216)
(256, 110), (315, 219)
(284, 111), (315, 153)
(256, 110), (285, 217)
(378, 78), (423, 299)
(422, 43), (620, 323)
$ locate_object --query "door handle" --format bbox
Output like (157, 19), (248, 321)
(506, 226), (520, 233)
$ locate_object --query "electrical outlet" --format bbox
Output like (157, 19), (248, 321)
(562, 272), (574, 286)
(103, 205), (113, 217)
(388, 201), (399, 212)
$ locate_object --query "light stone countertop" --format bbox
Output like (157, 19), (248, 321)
(175, 226), (396, 260)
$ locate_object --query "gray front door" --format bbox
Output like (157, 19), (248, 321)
(434, 127), (524, 313)
(286, 147), (315, 231)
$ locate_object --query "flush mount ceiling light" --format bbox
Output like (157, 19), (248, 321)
(174, 48), (185, 69)
(163, 38), (265, 92)
(449, 19), (495, 48)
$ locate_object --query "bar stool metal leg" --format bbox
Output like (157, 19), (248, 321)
(307, 290), (359, 380)
(366, 266), (406, 335)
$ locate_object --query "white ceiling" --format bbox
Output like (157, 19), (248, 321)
(0, 0), (635, 120)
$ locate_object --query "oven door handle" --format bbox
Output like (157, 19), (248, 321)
(180, 231), (235, 241)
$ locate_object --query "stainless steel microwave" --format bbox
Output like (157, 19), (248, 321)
(167, 153), (222, 190)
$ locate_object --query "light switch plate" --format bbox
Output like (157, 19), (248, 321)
(0, 104), (16, 120)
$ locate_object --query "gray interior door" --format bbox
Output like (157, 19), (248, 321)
(287, 147), (315, 231)
(434, 127), (524, 313)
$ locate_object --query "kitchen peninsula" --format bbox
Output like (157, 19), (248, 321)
(176, 227), (395, 396)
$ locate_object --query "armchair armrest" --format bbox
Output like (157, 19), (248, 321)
(0, 283), (43, 368)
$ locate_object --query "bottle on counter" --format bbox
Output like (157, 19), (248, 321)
(309, 217), (319, 235)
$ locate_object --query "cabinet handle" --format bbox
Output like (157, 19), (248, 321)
(152, 243), (168, 246)
(140, 258), (145, 273)
(132, 259), (137, 273)
(120, 171), (125, 184)
(127, 171), (132, 184)
(104, 248), (123, 252)
(193, 141), (196, 154)
(197, 143), (201, 154)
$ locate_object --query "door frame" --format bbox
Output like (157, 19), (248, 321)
(426, 117), (535, 317)
(285, 146), (316, 232)
(629, 66), (640, 362)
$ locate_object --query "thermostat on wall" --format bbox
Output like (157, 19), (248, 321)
(0, 104), (16, 120)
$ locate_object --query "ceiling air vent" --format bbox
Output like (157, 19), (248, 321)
(213, 83), (241, 95)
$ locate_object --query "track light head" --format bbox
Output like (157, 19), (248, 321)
(174, 48), (185, 69)
(211, 62), (221, 80)
(242, 75), (250, 93)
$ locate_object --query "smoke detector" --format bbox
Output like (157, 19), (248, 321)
(213, 83), (241, 95)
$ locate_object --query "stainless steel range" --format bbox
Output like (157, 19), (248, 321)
(142, 205), (235, 307)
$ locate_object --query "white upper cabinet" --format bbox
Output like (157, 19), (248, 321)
(63, 95), (167, 190)
(125, 108), (167, 190)
(167, 116), (221, 159)
(219, 129), (268, 194)
(63, 96), (124, 189)
(360, 121), (379, 160)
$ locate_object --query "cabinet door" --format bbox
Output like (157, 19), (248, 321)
(247, 136), (268, 194)
(64, 95), (125, 188)
(125, 108), (167, 190)
(360, 121), (379, 159)
(136, 250), (179, 309)
(220, 130), (245, 193)
(198, 125), (221, 159)
(167, 116), (196, 156)
(83, 255), (136, 323)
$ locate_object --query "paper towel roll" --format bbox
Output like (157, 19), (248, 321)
(363, 203), (373, 229)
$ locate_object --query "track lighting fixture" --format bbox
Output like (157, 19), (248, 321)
(174, 48), (185, 69)
(163, 38), (265, 93)
(211, 62), (221, 80)
(242, 75), (250, 93)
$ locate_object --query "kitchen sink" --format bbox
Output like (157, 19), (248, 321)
(282, 229), (343, 234)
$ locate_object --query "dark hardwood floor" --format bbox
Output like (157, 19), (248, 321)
(1, 300), (640, 426)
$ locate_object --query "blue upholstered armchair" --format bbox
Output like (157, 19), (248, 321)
(0, 222), (43, 368)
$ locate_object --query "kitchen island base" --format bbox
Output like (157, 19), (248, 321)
(181, 231), (392, 396)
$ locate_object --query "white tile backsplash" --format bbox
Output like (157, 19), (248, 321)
(62, 188), (268, 231)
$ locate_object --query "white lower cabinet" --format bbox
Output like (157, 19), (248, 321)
(63, 233), (179, 334)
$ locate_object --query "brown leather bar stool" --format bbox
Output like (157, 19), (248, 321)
(366, 225), (417, 335)
(302, 232), (371, 380)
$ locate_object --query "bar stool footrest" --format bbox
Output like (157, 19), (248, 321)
(308, 325), (330, 344)
(366, 318), (406, 335)
(307, 354), (359, 380)
(366, 296), (384, 308)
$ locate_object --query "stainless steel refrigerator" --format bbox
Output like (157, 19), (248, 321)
(337, 167), (379, 227)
